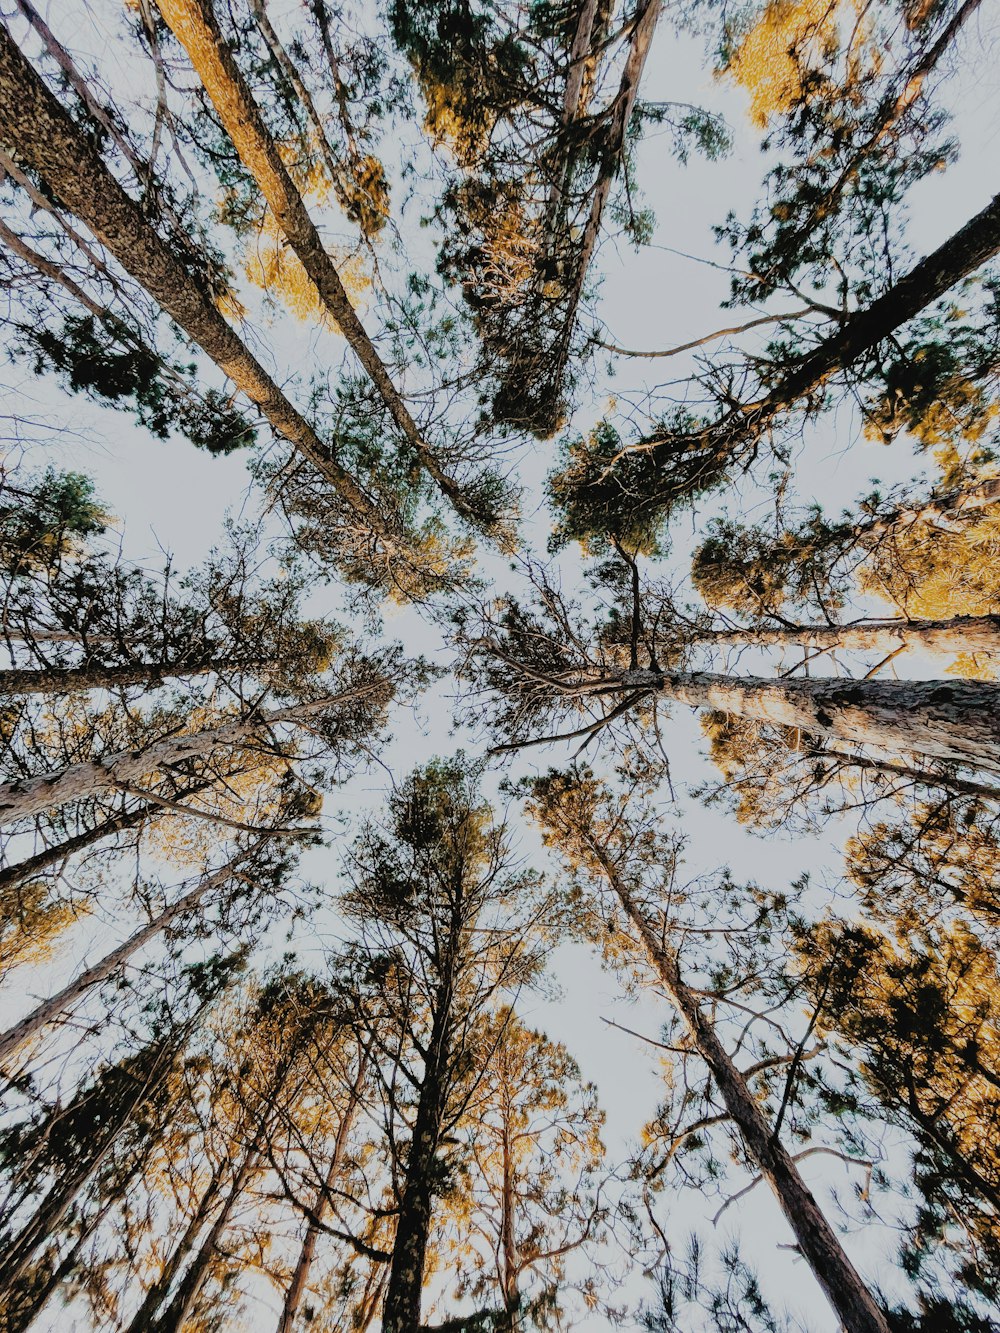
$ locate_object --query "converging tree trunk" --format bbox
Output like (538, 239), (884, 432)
(0, 654), (274, 696)
(584, 837), (891, 1333)
(694, 614), (1000, 656)
(0, 22), (405, 555)
(277, 1052), (367, 1333)
(0, 687), (372, 825)
(0, 859), (241, 1067)
(154, 0), (471, 521)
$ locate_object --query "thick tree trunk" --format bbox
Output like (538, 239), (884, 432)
(0, 655), (271, 696)
(588, 844), (890, 1333)
(0, 859), (239, 1067)
(697, 614), (1000, 655)
(630, 669), (1000, 771)
(154, 0), (470, 521)
(0, 22), (403, 553)
(0, 690), (355, 826)
(277, 1054), (367, 1333)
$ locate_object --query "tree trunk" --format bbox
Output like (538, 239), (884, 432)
(276, 1052), (367, 1333)
(0, 798), (160, 892)
(0, 859), (240, 1067)
(0, 655), (273, 696)
(0, 1039), (177, 1296)
(150, 1147), (261, 1333)
(154, 0), (470, 522)
(124, 1168), (225, 1333)
(631, 669), (1000, 772)
(0, 22), (404, 554)
(639, 188), (1000, 465)
(551, 0), (662, 392)
(696, 614), (1000, 655)
(381, 958), (459, 1333)
(588, 842), (890, 1333)
(0, 690), (354, 826)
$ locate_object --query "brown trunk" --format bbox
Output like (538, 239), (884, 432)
(0, 655), (272, 696)
(276, 1052), (367, 1333)
(553, 0), (662, 374)
(0, 22), (404, 554)
(154, 0), (471, 521)
(0, 797), (163, 892)
(0, 689), (362, 825)
(151, 1147), (261, 1333)
(499, 1090), (519, 1315)
(588, 842), (890, 1333)
(0, 859), (239, 1067)
(639, 189), (1000, 467)
(696, 614), (1000, 655)
(125, 1168), (225, 1333)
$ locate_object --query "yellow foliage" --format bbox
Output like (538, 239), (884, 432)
(858, 512), (1000, 619)
(243, 209), (370, 332)
(726, 0), (872, 126)
(0, 882), (87, 972)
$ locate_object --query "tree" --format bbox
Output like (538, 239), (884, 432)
(525, 765), (892, 1333)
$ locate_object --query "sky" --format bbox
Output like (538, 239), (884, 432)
(3, 0), (1000, 1328)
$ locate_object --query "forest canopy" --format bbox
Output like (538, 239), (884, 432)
(0, 0), (998, 1330)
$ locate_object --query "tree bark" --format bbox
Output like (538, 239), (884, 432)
(0, 21), (404, 554)
(380, 947), (459, 1333)
(0, 798), (160, 893)
(0, 655), (274, 696)
(606, 669), (1000, 772)
(695, 614), (1000, 655)
(0, 859), (240, 1067)
(154, 0), (471, 522)
(277, 1053), (367, 1333)
(587, 841), (890, 1333)
(124, 1168), (225, 1333)
(0, 688), (368, 825)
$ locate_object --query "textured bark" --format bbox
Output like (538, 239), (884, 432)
(0, 689), (363, 825)
(0, 654), (271, 697)
(0, 22), (402, 551)
(277, 1055), (367, 1333)
(587, 844), (890, 1333)
(696, 615), (1000, 655)
(0, 860), (238, 1067)
(155, 0), (471, 521)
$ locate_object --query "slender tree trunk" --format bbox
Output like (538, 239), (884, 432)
(541, 0), (603, 226)
(0, 859), (240, 1067)
(553, 0), (662, 376)
(0, 655), (274, 697)
(0, 689), (360, 825)
(154, 0), (471, 521)
(277, 1053), (367, 1333)
(831, 753), (1000, 802)
(0, 1040), (177, 1296)
(0, 22), (403, 553)
(639, 189), (1000, 464)
(381, 953), (459, 1333)
(151, 1147), (261, 1333)
(499, 1094), (520, 1317)
(126, 1168), (225, 1333)
(587, 842), (890, 1333)
(695, 614), (1000, 655)
(864, 475), (1000, 536)
(0, 799), (158, 892)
